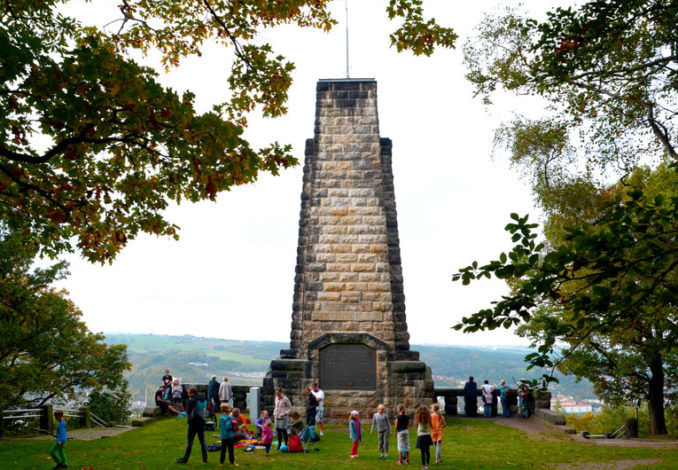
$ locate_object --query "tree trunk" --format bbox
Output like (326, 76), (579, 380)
(647, 355), (667, 435)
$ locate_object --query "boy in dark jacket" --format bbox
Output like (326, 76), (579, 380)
(176, 387), (208, 464)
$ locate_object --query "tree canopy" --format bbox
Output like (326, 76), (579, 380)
(0, 227), (130, 411)
(453, 166), (678, 434)
(464, 0), (678, 219)
(457, 0), (678, 435)
(1, 0), (456, 263)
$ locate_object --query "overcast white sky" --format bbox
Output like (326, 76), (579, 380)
(54, 0), (570, 347)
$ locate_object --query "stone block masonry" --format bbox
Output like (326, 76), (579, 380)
(290, 79), (410, 359)
(262, 79), (433, 422)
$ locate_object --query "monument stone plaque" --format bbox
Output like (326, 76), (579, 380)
(262, 79), (434, 420)
(320, 344), (376, 390)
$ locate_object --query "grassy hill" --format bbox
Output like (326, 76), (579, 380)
(105, 334), (593, 403)
(2, 415), (677, 469)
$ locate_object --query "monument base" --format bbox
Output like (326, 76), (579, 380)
(261, 333), (434, 422)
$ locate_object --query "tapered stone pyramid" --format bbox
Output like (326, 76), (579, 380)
(262, 79), (433, 419)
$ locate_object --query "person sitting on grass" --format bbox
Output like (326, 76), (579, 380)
(288, 410), (305, 436)
(230, 408), (250, 442)
(235, 409), (251, 435)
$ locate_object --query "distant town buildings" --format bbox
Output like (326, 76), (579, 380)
(551, 396), (597, 414)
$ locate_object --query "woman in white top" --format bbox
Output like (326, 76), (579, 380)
(481, 380), (495, 417)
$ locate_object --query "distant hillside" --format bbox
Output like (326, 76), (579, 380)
(105, 333), (593, 403)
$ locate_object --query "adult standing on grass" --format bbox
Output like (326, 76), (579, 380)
(176, 387), (208, 464)
(481, 380), (495, 418)
(311, 383), (325, 436)
(464, 376), (478, 417)
(219, 376), (232, 407)
(305, 387), (318, 426)
(273, 388), (291, 449)
(208, 375), (220, 415)
(497, 380), (511, 417)
(49, 410), (67, 469)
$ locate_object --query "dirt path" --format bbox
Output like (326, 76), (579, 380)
(491, 416), (572, 442)
(550, 459), (662, 469)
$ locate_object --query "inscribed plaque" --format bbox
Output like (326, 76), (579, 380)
(319, 344), (376, 390)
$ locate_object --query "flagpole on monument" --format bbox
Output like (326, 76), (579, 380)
(345, 0), (349, 78)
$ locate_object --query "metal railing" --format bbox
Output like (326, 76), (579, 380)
(2, 408), (42, 421)
(90, 412), (108, 428)
(2, 406), (109, 429)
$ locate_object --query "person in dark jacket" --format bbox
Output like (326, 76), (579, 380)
(305, 387), (318, 426)
(464, 376), (478, 417)
(208, 375), (220, 419)
(176, 387), (208, 464)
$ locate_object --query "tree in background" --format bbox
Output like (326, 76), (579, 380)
(453, 168), (678, 435)
(0, 227), (130, 411)
(455, 0), (678, 435)
(1, 0), (456, 263)
(87, 380), (132, 425)
(464, 0), (677, 222)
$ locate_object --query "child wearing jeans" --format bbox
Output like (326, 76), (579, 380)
(262, 419), (274, 456)
(430, 403), (446, 464)
(49, 410), (67, 469)
(370, 404), (391, 459)
(396, 404), (411, 465)
(349, 410), (361, 458)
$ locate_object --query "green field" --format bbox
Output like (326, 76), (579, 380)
(2, 416), (677, 469)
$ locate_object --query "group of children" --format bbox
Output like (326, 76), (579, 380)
(47, 400), (447, 469)
(351, 403), (446, 469)
(219, 403), (275, 464)
(218, 404), (316, 464)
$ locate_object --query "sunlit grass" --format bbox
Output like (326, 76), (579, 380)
(1, 416), (677, 469)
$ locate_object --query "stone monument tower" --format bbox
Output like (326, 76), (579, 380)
(262, 78), (433, 419)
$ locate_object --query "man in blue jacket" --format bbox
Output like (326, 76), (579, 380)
(176, 387), (208, 464)
(464, 376), (478, 417)
(208, 375), (220, 420)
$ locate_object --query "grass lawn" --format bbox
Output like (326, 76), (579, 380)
(1, 416), (677, 469)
